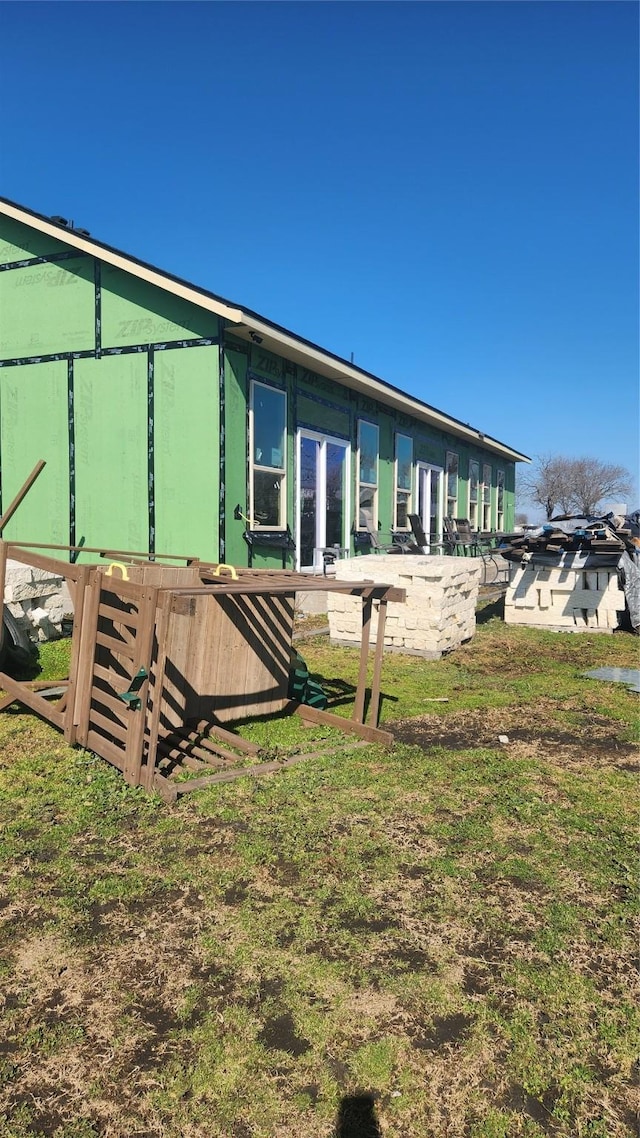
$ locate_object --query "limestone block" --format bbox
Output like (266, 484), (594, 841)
(328, 554), (480, 657)
(505, 561), (624, 633)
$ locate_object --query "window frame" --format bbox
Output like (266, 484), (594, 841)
(445, 450), (459, 519)
(482, 462), (492, 531)
(394, 432), (413, 530)
(468, 459), (480, 528)
(497, 469), (505, 531)
(249, 379), (287, 530)
(357, 419), (379, 531)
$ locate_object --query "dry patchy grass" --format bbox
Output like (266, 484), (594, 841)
(0, 614), (638, 1137)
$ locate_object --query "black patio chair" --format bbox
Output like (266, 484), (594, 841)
(407, 514), (449, 554)
(443, 517), (477, 556)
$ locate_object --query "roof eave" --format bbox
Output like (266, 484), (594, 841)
(0, 198), (242, 324)
(0, 196), (530, 464)
(231, 318), (531, 464)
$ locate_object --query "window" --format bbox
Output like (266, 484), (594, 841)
(469, 460), (480, 528)
(357, 420), (378, 529)
(395, 433), (413, 529)
(446, 451), (459, 518)
(497, 470), (505, 531)
(250, 381), (286, 528)
(482, 463), (492, 530)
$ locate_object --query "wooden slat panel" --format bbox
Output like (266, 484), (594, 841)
(155, 736), (225, 769)
(86, 730), (126, 770)
(90, 684), (130, 724)
(95, 574), (157, 602)
(93, 661), (134, 687)
(88, 708), (128, 744)
(172, 591), (294, 725)
(170, 726), (248, 765)
(97, 601), (140, 629)
(191, 735), (254, 765)
(190, 720), (261, 755)
(95, 631), (137, 660)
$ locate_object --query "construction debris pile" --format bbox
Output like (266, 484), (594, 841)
(499, 513), (640, 633)
(499, 512), (640, 563)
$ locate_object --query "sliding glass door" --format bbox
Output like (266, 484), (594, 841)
(297, 430), (350, 570)
(416, 462), (444, 550)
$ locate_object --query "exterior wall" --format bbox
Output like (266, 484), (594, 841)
(0, 213), (518, 569)
(0, 215), (221, 561)
(223, 338), (518, 567)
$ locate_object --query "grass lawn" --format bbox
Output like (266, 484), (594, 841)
(0, 597), (637, 1138)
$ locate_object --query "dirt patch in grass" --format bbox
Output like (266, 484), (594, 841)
(391, 700), (638, 768)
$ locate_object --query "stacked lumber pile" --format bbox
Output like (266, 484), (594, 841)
(498, 514), (638, 563)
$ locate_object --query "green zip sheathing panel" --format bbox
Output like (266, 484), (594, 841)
(0, 259), (95, 359)
(0, 216), (70, 263)
(154, 346), (219, 560)
(0, 362), (69, 544)
(100, 266), (219, 348)
(296, 392), (350, 439)
(74, 354), (148, 552)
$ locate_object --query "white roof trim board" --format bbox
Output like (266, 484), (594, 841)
(0, 197), (530, 464)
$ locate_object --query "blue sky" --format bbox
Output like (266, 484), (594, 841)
(1, 1), (638, 510)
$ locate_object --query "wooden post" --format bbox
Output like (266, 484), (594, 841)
(122, 586), (158, 787)
(0, 540), (8, 635)
(368, 598), (387, 728)
(353, 594), (373, 724)
(142, 590), (172, 791)
(0, 461), (46, 535)
(64, 565), (90, 745)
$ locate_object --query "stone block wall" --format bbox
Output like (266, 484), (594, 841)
(328, 554), (482, 659)
(504, 562), (625, 632)
(3, 559), (72, 642)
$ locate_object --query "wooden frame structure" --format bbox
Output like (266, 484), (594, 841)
(0, 540), (404, 802)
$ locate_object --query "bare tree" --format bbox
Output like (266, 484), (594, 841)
(568, 457), (632, 515)
(520, 454), (633, 519)
(519, 455), (574, 520)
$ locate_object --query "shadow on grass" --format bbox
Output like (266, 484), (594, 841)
(334, 1093), (382, 1137)
(313, 674), (399, 722)
(476, 593), (506, 625)
(1, 642), (41, 681)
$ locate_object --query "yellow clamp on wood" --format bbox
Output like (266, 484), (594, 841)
(212, 563), (238, 580)
(105, 561), (130, 580)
